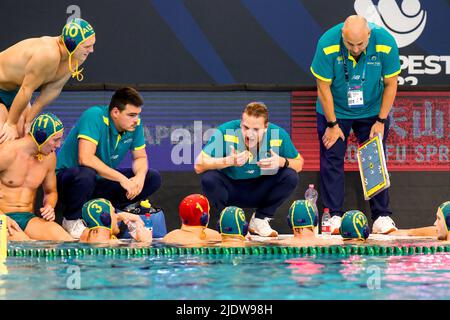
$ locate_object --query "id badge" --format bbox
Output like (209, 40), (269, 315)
(347, 84), (364, 108)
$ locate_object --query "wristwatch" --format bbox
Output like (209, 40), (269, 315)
(376, 116), (387, 124)
(327, 120), (338, 128)
(283, 157), (289, 168)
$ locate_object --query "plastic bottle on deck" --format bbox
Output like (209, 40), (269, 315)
(305, 184), (319, 235)
(143, 213), (153, 232)
(127, 221), (137, 239)
(321, 208), (331, 238)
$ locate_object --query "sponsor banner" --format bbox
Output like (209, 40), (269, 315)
(0, 0), (447, 85)
(47, 91), (291, 171)
(292, 91), (450, 171)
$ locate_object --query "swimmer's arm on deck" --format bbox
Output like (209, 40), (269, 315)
(26, 74), (71, 126)
(6, 50), (60, 126)
(391, 226), (437, 237)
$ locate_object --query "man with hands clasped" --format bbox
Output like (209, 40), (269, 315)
(56, 87), (161, 239)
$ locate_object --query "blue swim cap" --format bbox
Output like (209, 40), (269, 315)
(438, 201), (450, 231)
(62, 18), (95, 54)
(340, 210), (370, 240)
(217, 206), (248, 238)
(287, 200), (317, 230)
(29, 113), (63, 159)
(82, 198), (114, 231)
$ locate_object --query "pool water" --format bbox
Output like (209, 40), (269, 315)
(2, 242), (450, 300)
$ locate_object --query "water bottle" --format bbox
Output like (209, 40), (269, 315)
(321, 208), (331, 238)
(305, 184), (319, 235)
(143, 213), (153, 232)
(140, 200), (154, 233)
(127, 221), (137, 238)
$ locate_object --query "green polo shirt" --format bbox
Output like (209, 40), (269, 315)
(56, 105), (146, 172)
(202, 120), (300, 180)
(310, 22), (401, 119)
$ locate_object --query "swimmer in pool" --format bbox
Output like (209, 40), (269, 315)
(390, 202), (448, 239)
(0, 18), (95, 143)
(340, 210), (371, 244)
(79, 198), (152, 244)
(162, 194), (221, 246)
(217, 206), (252, 247)
(272, 200), (342, 246)
(0, 113), (72, 241)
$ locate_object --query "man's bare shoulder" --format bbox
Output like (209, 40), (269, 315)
(0, 142), (19, 171)
(30, 38), (62, 64)
(4, 37), (60, 59)
(0, 141), (18, 159)
(204, 228), (221, 241)
(162, 229), (183, 242)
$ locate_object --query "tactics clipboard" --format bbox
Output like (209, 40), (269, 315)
(357, 134), (390, 200)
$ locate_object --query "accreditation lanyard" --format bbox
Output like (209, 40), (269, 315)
(341, 47), (367, 108)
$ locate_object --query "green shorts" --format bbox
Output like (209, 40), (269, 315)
(0, 88), (19, 110)
(5, 212), (36, 231)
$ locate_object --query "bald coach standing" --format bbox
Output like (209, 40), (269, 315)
(310, 15), (401, 234)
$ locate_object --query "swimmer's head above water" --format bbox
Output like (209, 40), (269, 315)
(287, 200), (317, 234)
(82, 198), (119, 237)
(436, 201), (450, 240)
(340, 210), (370, 242)
(217, 206), (248, 240)
(179, 194), (210, 227)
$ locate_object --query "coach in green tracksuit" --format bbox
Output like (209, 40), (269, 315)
(310, 15), (401, 235)
(56, 87), (161, 239)
(195, 102), (303, 237)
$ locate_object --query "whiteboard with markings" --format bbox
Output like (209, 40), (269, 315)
(357, 134), (390, 200)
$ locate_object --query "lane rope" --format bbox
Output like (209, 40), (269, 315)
(5, 245), (450, 258)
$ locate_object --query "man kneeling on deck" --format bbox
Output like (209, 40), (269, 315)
(195, 102), (303, 237)
(80, 198), (152, 244)
(0, 113), (72, 241)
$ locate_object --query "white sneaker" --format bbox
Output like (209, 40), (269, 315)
(62, 218), (87, 239)
(372, 216), (398, 234)
(329, 215), (342, 235)
(248, 213), (278, 237)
